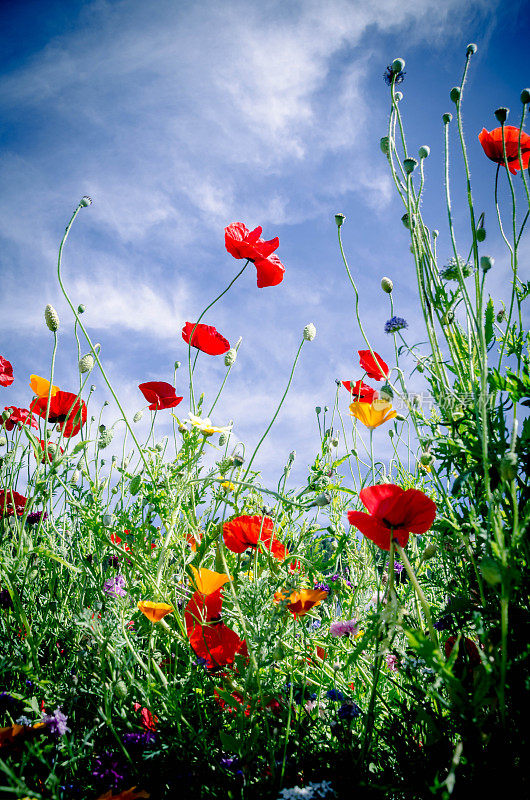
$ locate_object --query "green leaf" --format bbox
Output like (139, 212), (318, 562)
(35, 547), (82, 573)
(130, 475), (142, 495)
(484, 298), (494, 346)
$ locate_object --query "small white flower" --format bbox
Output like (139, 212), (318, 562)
(187, 412), (232, 436)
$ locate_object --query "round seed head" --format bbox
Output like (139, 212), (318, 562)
(449, 87), (461, 104)
(418, 145), (430, 159)
(381, 277), (393, 293)
(44, 304), (59, 332)
(494, 107), (509, 124)
(79, 353), (94, 374)
(443, 112), (453, 124)
(392, 58), (406, 73)
(520, 88), (530, 105)
(476, 228), (486, 242)
(303, 323), (316, 341)
(466, 43), (477, 56)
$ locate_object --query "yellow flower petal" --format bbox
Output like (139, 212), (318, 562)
(349, 401), (397, 430)
(29, 375), (59, 398)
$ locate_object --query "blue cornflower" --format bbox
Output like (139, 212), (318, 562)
(338, 701), (362, 720)
(385, 316), (408, 334)
(314, 581), (330, 592)
(326, 689), (345, 702)
(383, 65), (405, 85)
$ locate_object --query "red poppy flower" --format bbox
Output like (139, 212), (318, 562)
(214, 688), (251, 716)
(223, 514), (287, 561)
(30, 391), (87, 437)
(138, 381), (183, 410)
(2, 407), (37, 432)
(224, 222), (285, 288)
(358, 350), (389, 381)
(444, 635), (481, 666)
(0, 489), (27, 517)
(184, 588), (223, 635)
(182, 322), (230, 356)
(0, 356), (14, 387)
(35, 439), (64, 463)
(188, 621), (247, 669)
(478, 126), (530, 175)
(132, 703), (158, 732)
(347, 483), (436, 551)
(342, 380), (377, 402)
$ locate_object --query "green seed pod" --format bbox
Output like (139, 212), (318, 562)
(443, 112), (453, 124)
(466, 43), (478, 56)
(480, 255), (494, 273)
(476, 228), (486, 242)
(521, 88), (530, 105)
(403, 157), (418, 174)
(133, 410), (143, 423)
(224, 348), (237, 366)
(418, 145), (430, 159)
(381, 276), (393, 293)
(422, 543), (437, 561)
(394, 91), (403, 102)
(392, 58), (406, 73)
(480, 557), (502, 586)
(303, 323), (316, 341)
(494, 107), (509, 124)
(80, 196), (92, 207)
(496, 308), (506, 323)
(232, 454), (245, 467)
(450, 87), (461, 104)
(78, 304), (86, 314)
(44, 304), (59, 332)
(79, 353), (94, 374)
(380, 137), (390, 155)
(218, 433), (227, 446)
(335, 213), (346, 227)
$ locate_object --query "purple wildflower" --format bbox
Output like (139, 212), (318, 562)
(314, 581), (330, 592)
(385, 316), (408, 334)
(26, 510), (48, 526)
(386, 653), (399, 671)
(330, 619), (359, 638)
(42, 707), (69, 736)
(326, 688), (345, 702)
(107, 555), (120, 568)
(122, 731), (156, 747)
(92, 749), (127, 789)
(338, 701), (361, 720)
(103, 574), (126, 598)
(394, 561), (404, 574)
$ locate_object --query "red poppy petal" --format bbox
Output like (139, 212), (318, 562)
(359, 484), (403, 517)
(247, 226), (263, 244)
(255, 253), (285, 288)
(358, 350), (389, 380)
(254, 236), (279, 259)
(398, 489), (436, 534)
(182, 322), (230, 356)
(347, 510), (397, 550)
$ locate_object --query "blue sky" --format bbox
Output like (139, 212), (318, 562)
(0, 0), (528, 488)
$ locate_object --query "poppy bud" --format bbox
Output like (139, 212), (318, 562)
(497, 308), (506, 323)
(102, 514), (114, 527)
(388, 430), (394, 438)
(80, 196), (92, 207)
(381, 276), (393, 293)
(99, 429), (114, 448)
(115, 680), (128, 698)
(443, 112), (453, 124)
(78, 304), (86, 313)
(392, 58), (405, 73)
(422, 543), (437, 561)
(476, 228), (486, 242)
(500, 451), (517, 481)
(224, 348), (237, 366)
(45, 304), (59, 332)
(466, 43), (478, 56)
(232, 454), (244, 466)
(310, 492), (332, 508)
(521, 88), (530, 105)
(90, 385), (96, 393)
(79, 354), (94, 374)
(71, 470), (79, 484)
(403, 157), (418, 174)
(335, 213), (346, 227)
(303, 323), (316, 341)
(401, 213), (414, 229)
(316, 406), (321, 414)
(480, 557), (502, 586)
(394, 91), (403, 102)
(218, 433), (227, 446)
(443, 311), (455, 325)
(379, 384), (393, 402)
(174, 361), (181, 370)
(494, 107), (509, 124)
(395, 413), (406, 421)
(432, 229), (439, 238)
(450, 87), (461, 104)
(418, 145), (430, 159)
(133, 411), (143, 423)
(331, 437), (340, 448)
(480, 255), (494, 273)
(380, 137), (390, 154)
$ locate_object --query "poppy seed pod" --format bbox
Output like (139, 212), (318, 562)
(133, 410), (143, 423)
(174, 361), (181, 370)
(311, 492), (332, 508)
(80, 196), (92, 207)
(224, 348), (237, 367)
(102, 514), (114, 527)
(500, 451), (518, 481)
(466, 43), (478, 56)
(450, 87), (461, 104)
(418, 145), (430, 159)
(443, 112), (453, 124)
(79, 354), (94, 374)
(480, 255), (494, 272)
(403, 157), (418, 174)
(303, 323), (316, 341)
(401, 213), (414, 230)
(476, 228), (486, 242)
(392, 58), (406, 74)
(44, 304), (59, 332)
(380, 137), (390, 155)
(494, 107), (509, 124)
(232, 454), (245, 466)
(432, 229), (439, 239)
(335, 213), (346, 227)
(381, 277), (393, 293)
(521, 88), (530, 105)
(78, 304), (86, 313)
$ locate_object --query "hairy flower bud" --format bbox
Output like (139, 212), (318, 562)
(218, 433), (227, 446)
(420, 452), (434, 466)
(45, 304), (59, 332)
(394, 91), (403, 102)
(496, 308), (506, 323)
(99, 429), (114, 448)
(80, 196), (92, 207)
(521, 88), (530, 105)
(443, 112), (453, 125)
(381, 276), (393, 293)
(480, 255), (494, 273)
(335, 213), (346, 227)
(133, 410), (143, 423)
(418, 145), (430, 159)
(224, 348), (237, 367)
(476, 228), (486, 242)
(401, 213), (414, 230)
(466, 43), (478, 56)
(403, 157), (418, 174)
(380, 137), (390, 155)
(79, 353), (94, 374)
(379, 384), (393, 402)
(494, 107), (509, 124)
(450, 87), (461, 104)
(421, 543), (437, 561)
(78, 304), (86, 314)
(303, 323), (316, 341)
(392, 58), (406, 73)
(311, 492), (332, 508)
(71, 470), (80, 484)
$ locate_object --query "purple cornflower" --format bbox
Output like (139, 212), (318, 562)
(42, 707), (69, 736)
(394, 561), (404, 574)
(326, 688), (345, 702)
(338, 701), (361, 720)
(330, 619), (359, 638)
(122, 731), (156, 747)
(383, 65), (405, 86)
(103, 574), (126, 598)
(385, 316), (408, 334)
(314, 581), (330, 592)
(329, 574), (340, 582)
(26, 510), (47, 526)
(92, 749), (127, 789)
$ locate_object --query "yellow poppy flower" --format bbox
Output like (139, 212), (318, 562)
(29, 374), (59, 398)
(220, 480), (236, 492)
(137, 600), (173, 623)
(189, 566), (231, 595)
(349, 400), (397, 430)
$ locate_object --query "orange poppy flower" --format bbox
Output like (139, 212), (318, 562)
(0, 721), (46, 749)
(223, 515), (287, 560)
(189, 566), (230, 595)
(478, 126), (530, 174)
(29, 375), (59, 398)
(349, 400), (397, 430)
(137, 601), (173, 622)
(274, 588), (328, 618)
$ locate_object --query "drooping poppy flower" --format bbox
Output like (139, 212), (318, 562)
(274, 588), (328, 619)
(35, 439), (64, 463)
(223, 514), (287, 560)
(0, 489), (27, 517)
(189, 566), (230, 596)
(0, 356), (14, 387)
(224, 222), (285, 288)
(30, 391), (87, 437)
(349, 400), (397, 430)
(138, 381), (183, 410)
(184, 588), (223, 634)
(29, 375), (59, 398)
(347, 483), (436, 551)
(444, 635), (481, 666)
(188, 621), (247, 669)
(182, 322), (230, 356)
(2, 407), (37, 432)
(358, 350), (389, 381)
(478, 126), (530, 174)
(342, 380), (377, 402)
(137, 600), (173, 623)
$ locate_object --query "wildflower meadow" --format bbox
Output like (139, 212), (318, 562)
(1, 45), (530, 800)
